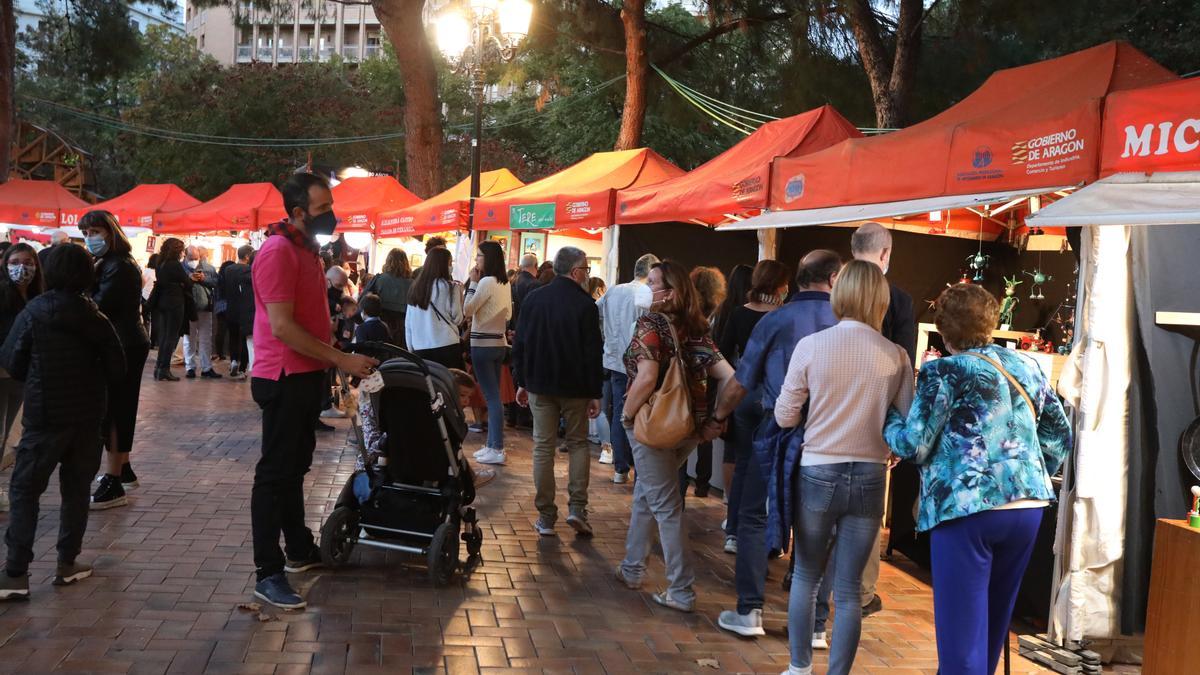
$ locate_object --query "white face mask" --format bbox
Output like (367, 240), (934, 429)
(7, 263), (35, 285)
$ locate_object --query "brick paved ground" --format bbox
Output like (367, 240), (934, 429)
(0, 364), (1134, 674)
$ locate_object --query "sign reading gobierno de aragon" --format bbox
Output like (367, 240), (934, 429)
(1101, 77), (1200, 177)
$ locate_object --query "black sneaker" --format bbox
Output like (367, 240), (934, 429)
(201, 369), (223, 379)
(0, 570), (29, 601)
(120, 463), (139, 489)
(284, 549), (323, 573)
(185, 369), (196, 379)
(862, 594), (883, 617)
(315, 420), (335, 433)
(90, 475), (128, 510)
(254, 573), (305, 610)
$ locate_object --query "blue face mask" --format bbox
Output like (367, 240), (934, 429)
(85, 235), (108, 257)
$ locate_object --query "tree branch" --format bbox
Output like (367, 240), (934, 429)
(657, 12), (791, 66)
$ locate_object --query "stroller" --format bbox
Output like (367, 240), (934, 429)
(319, 343), (483, 585)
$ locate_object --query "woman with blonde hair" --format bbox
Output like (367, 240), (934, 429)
(884, 283), (1070, 675)
(775, 259), (913, 675)
(616, 260), (735, 612)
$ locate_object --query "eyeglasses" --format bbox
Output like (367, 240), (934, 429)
(573, 265), (591, 275)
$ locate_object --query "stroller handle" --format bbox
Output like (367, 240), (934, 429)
(347, 342), (432, 376)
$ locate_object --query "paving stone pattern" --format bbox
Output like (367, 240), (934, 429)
(0, 365), (1132, 673)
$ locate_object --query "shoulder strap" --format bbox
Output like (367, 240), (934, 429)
(962, 351), (1037, 418)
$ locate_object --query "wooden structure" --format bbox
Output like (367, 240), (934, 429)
(8, 119), (96, 200)
(1143, 519), (1200, 673)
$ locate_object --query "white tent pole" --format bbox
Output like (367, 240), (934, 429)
(603, 225), (620, 287)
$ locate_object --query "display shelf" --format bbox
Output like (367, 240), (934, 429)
(1155, 311), (1200, 340)
(915, 322), (1067, 387)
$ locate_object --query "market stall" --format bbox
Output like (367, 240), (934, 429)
(66, 183), (201, 229)
(1025, 75), (1200, 653)
(330, 175), (420, 234)
(0, 177), (90, 228)
(153, 182), (286, 235)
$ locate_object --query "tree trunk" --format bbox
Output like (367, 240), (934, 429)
(614, 0), (648, 151)
(373, 0), (441, 197)
(0, 0), (15, 183)
(841, 0), (924, 129)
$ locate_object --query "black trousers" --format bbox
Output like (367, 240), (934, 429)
(226, 318), (249, 366)
(250, 371), (324, 580)
(153, 306), (184, 371)
(5, 422), (104, 574)
(680, 441), (714, 499)
(415, 344), (465, 370)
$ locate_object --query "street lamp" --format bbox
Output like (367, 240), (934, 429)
(430, 0), (532, 234)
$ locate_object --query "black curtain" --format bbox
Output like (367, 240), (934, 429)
(617, 222), (758, 281)
(1125, 223), (1197, 634)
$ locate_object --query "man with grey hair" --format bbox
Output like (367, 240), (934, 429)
(596, 253), (658, 481)
(182, 245), (221, 379)
(512, 246), (603, 537)
(505, 253), (541, 429)
(37, 230), (71, 267)
(847, 221), (915, 619)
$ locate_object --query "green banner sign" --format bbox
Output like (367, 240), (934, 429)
(510, 202), (556, 230)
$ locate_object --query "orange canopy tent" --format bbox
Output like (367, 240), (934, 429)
(154, 183), (286, 234)
(474, 149), (684, 231)
(725, 41), (1176, 233)
(0, 178), (89, 227)
(64, 184), (201, 230)
(331, 176), (420, 233)
(377, 169), (524, 238)
(616, 106), (861, 226)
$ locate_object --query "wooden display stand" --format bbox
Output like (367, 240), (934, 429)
(915, 322), (1068, 387)
(1144, 519), (1200, 674)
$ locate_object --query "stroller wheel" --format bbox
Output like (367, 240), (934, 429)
(320, 507), (359, 568)
(428, 521), (460, 586)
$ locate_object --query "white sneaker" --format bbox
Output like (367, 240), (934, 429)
(717, 608), (764, 636)
(475, 448), (506, 465)
(811, 632), (828, 650)
(613, 471), (628, 484)
(780, 666), (813, 675)
(723, 536), (737, 554)
(320, 406), (347, 419)
(598, 444), (614, 465)
(473, 446), (495, 459)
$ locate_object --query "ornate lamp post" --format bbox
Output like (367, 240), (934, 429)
(431, 0), (533, 234)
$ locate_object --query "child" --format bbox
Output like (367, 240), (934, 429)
(354, 293), (391, 344)
(334, 295), (359, 351)
(0, 244), (124, 600)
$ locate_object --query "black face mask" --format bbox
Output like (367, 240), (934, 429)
(306, 209), (338, 237)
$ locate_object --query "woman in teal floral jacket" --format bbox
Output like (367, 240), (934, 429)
(884, 283), (1071, 675)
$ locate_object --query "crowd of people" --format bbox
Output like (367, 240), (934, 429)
(0, 172), (1073, 675)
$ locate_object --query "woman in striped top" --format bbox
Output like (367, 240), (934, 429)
(463, 240), (512, 462)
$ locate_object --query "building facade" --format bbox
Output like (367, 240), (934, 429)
(185, 1), (386, 66)
(14, 0), (183, 37)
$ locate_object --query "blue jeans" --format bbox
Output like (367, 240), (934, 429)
(607, 369), (633, 473)
(471, 346), (507, 450)
(725, 395), (765, 537)
(931, 508), (1042, 675)
(787, 462), (886, 675)
(732, 405), (769, 614)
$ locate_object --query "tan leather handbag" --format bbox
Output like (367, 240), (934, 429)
(634, 315), (695, 448)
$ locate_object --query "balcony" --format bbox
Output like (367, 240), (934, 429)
(298, 46), (314, 62)
(342, 46), (360, 62)
(256, 46), (273, 62)
(236, 45), (252, 63)
(277, 46), (294, 62)
(318, 46), (335, 61)
(364, 44), (381, 60)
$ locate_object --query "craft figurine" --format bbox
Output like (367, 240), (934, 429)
(998, 276), (1022, 329)
(965, 251), (990, 281)
(1023, 268), (1053, 299)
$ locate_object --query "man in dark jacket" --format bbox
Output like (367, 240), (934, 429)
(0, 244), (125, 600)
(512, 247), (603, 537)
(510, 254), (539, 326)
(220, 245), (255, 379)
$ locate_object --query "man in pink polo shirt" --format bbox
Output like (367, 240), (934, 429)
(249, 172), (376, 610)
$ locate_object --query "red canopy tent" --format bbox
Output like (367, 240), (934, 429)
(154, 183), (286, 234)
(474, 149), (684, 231)
(378, 169), (524, 238)
(331, 176), (420, 233)
(725, 41), (1176, 233)
(65, 184), (201, 230)
(616, 106), (861, 226)
(0, 178), (89, 227)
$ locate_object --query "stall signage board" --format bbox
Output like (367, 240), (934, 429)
(1101, 77), (1200, 176)
(511, 203), (555, 230)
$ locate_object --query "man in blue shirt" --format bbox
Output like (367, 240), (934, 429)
(703, 249), (841, 638)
